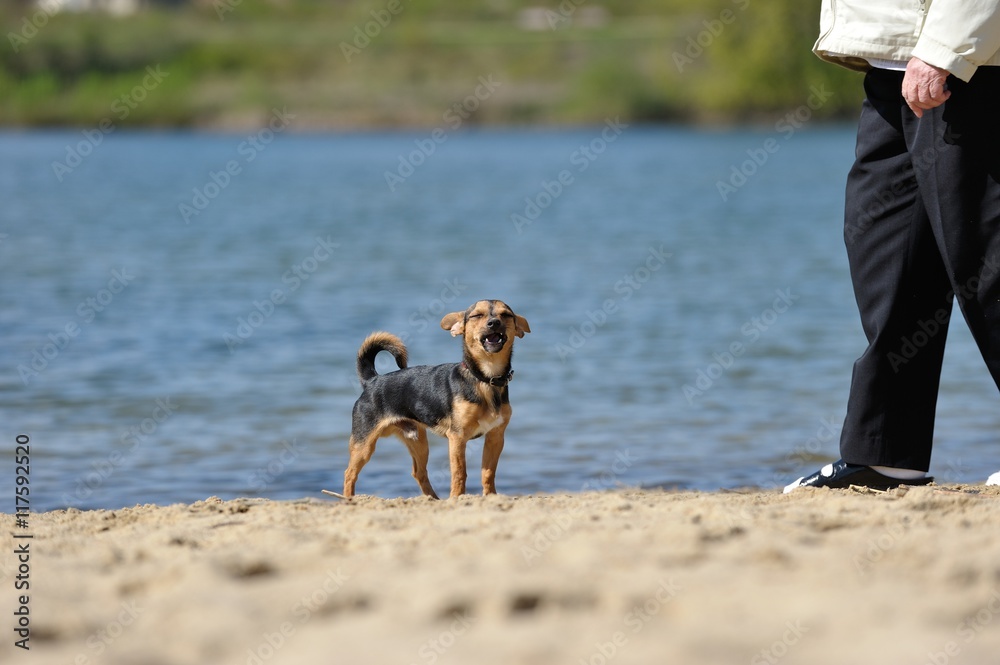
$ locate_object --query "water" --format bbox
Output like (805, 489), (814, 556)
(2, 126), (998, 511)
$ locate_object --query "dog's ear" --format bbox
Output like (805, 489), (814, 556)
(514, 314), (531, 338)
(440, 311), (466, 337)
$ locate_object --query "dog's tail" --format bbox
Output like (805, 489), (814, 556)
(356, 332), (408, 383)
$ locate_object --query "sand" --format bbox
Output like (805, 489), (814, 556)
(4, 485), (1000, 665)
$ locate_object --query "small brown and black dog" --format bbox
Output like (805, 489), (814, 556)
(343, 299), (530, 499)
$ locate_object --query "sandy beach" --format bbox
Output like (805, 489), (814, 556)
(4, 485), (1000, 664)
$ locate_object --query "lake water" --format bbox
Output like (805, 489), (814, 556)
(3, 125), (999, 512)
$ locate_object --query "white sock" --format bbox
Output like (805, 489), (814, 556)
(871, 465), (926, 480)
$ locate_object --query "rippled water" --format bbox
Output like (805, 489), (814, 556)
(2, 126), (998, 511)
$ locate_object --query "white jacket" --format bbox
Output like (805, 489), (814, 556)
(814, 0), (1000, 81)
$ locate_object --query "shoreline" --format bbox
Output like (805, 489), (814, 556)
(0, 117), (859, 134)
(3, 485), (1000, 664)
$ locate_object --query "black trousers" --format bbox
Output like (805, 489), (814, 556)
(841, 67), (1000, 471)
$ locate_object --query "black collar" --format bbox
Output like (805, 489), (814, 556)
(461, 362), (514, 387)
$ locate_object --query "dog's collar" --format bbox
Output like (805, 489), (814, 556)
(461, 362), (514, 387)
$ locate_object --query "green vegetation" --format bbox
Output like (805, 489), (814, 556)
(0, 0), (865, 128)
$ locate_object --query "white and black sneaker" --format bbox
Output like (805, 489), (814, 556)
(783, 459), (933, 494)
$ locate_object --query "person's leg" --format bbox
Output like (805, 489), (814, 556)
(786, 69), (1000, 492)
(839, 69), (954, 472)
(909, 68), (1000, 487)
(907, 67), (1000, 393)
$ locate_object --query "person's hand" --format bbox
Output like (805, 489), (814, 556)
(902, 57), (951, 117)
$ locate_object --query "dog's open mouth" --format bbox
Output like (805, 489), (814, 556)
(481, 332), (507, 353)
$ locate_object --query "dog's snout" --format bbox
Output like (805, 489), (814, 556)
(486, 317), (502, 330)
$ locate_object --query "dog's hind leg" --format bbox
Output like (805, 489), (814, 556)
(343, 433), (378, 498)
(396, 425), (440, 499)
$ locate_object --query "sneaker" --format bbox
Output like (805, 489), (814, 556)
(783, 459), (933, 494)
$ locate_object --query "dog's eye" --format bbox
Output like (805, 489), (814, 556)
(468, 313), (484, 319)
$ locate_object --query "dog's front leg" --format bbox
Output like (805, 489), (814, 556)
(481, 426), (506, 495)
(447, 433), (468, 497)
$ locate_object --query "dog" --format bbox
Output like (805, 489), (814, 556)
(343, 299), (530, 499)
